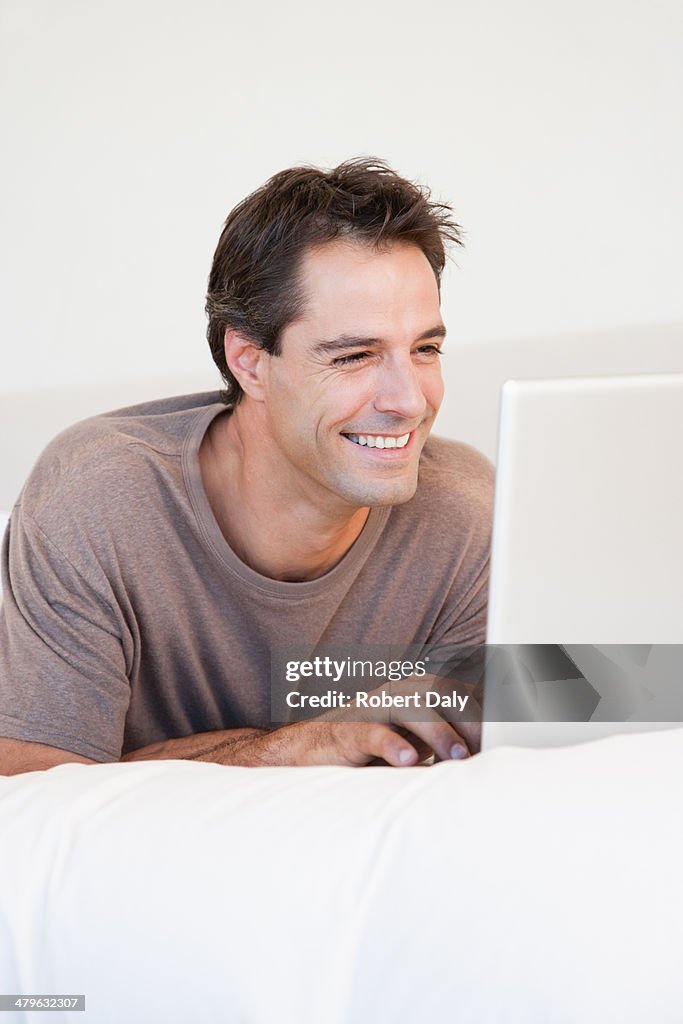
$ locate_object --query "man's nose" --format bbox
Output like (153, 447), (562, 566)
(373, 356), (428, 421)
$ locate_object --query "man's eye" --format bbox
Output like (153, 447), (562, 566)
(332, 346), (442, 367)
(332, 352), (371, 366)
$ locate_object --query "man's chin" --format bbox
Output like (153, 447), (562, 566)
(327, 457), (421, 510)
(346, 477), (419, 509)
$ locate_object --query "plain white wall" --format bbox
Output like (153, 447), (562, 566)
(1, 0), (682, 397)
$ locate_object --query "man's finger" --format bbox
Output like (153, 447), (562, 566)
(390, 706), (476, 760)
(333, 722), (421, 767)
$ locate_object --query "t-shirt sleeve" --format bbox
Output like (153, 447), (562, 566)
(419, 444), (494, 688)
(422, 551), (490, 690)
(0, 507), (132, 761)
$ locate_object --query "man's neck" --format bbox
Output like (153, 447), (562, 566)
(199, 407), (370, 582)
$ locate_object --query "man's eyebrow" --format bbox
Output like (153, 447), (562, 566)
(311, 324), (447, 357)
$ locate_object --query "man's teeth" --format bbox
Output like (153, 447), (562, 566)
(345, 433), (411, 449)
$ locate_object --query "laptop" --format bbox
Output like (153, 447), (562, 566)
(481, 372), (683, 749)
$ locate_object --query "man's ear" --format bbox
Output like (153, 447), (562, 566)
(224, 328), (268, 401)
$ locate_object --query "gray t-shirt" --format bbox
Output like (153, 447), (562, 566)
(0, 393), (494, 761)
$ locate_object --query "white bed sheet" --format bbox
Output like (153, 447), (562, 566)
(1, 727), (682, 1023)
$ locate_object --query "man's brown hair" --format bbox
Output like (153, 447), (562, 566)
(205, 157), (463, 405)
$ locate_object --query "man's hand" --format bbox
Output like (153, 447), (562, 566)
(289, 671), (482, 766)
(265, 717), (474, 768)
(223, 673), (481, 767)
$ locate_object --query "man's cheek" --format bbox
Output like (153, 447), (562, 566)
(430, 370), (445, 408)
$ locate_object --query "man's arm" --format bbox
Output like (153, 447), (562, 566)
(121, 723), (426, 767)
(0, 737), (97, 775)
(121, 700), (478, 767)
(1, 707), (476, 774)
(0, 724), (419, 774)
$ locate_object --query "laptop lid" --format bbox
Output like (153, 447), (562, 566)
(482, 372), (683, 749)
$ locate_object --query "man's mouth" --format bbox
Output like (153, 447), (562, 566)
(342, 432), (411, 449)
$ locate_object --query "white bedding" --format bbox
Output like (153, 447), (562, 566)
(1, 727), (682, 1023)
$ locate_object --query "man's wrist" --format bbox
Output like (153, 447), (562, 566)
(121, 727), (268, 765)
(219, 723), (306, 767)
(187, 728), (270, 764)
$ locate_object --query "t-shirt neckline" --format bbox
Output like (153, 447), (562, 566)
(182, 401), (391, 598)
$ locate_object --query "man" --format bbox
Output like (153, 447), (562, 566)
(0, 158), (493, 774)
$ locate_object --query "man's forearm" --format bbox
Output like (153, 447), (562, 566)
(120, 725), (321, 766)
(120, 727), (273, 765)
(119, 706), (477, 768)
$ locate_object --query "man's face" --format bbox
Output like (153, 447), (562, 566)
(258, 239), (446, 511)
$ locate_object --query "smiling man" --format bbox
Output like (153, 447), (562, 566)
(201, 240), (446, 579)
(0, 159), (494, 774)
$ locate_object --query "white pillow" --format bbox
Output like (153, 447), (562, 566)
(1, 728), (682, 1022)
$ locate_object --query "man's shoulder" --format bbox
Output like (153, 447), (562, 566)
(384, 434), (495, 539)
(378, 435), (494, 544)
(417, 435), (495, 502)
(19, 391), (223, 527)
